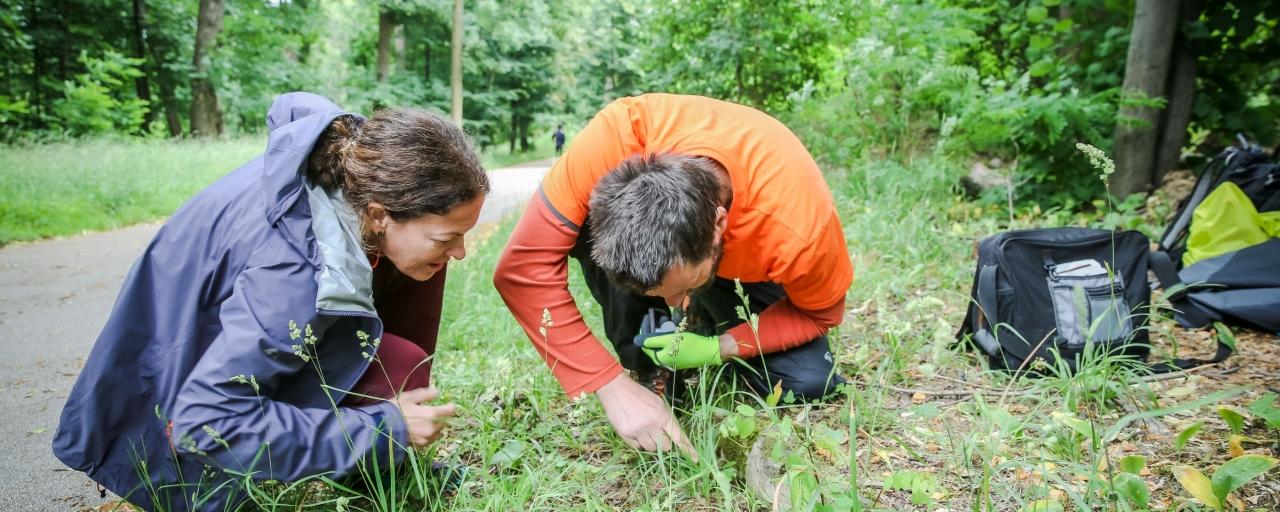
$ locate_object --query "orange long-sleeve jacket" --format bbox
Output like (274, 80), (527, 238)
(494, 94), (854, 398)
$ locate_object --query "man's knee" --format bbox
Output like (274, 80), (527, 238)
(779, 371), (844, 402)
(748, 335), (844, 402)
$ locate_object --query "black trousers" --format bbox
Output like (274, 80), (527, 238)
(569, 228), (844, 401)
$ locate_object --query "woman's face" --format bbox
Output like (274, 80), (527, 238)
(368, 195), (484, 281)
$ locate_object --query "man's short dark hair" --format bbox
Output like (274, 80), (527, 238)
(587, 153), (722, 294)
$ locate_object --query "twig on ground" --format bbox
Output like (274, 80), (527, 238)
(1117, 395), (1172, 436)
(1133, 363), (1221, 383)
(1000, 331), (1054, 408)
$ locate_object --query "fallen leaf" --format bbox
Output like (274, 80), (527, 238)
(1172, 465), (1221, 510)
(912, 392), (927, 405)
(1228, 434), (1245, 458)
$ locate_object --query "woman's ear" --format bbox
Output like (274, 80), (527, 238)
(365, 202), (390, 234)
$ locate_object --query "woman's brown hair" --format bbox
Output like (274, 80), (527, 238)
(307, 109), (489, 222)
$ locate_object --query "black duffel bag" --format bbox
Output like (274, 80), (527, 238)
(956, 228), (1153, 374)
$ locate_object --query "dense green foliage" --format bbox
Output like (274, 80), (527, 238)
(2, 0), (1277, 205)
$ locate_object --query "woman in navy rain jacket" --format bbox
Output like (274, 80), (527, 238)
(52, 92), (489, 511)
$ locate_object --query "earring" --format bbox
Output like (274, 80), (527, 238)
(371, 230), (384, 269)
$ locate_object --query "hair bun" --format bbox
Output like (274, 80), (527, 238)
(306, 115), (363, 190)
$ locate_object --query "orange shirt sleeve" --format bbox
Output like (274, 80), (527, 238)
(494, 97), (653, 398)
(493, 194), (623, 398)
(727, 297), (845, 358)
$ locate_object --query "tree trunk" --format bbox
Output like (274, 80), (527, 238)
(509, 104), (517, 154)
(396, 23), (407, 71)
(1154, 0), (1200, 186)
(29, 0), (43, 119)
(450, 0), (463, 126)
(519, 118), (529, 152)
(190, 0), (225, 137)
(423, 42), (431, 83)
(158, 79), (183, 137)
(1111, 0), (1180, 197)
(131, 0), (155, 129)
(56, 0), (68, 82)
(377, 9), (395, 82)
(145, 8), (182, 137)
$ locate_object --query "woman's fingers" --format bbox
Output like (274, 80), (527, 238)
(422, 403), (457, 419)
(396, 386), (435, 405)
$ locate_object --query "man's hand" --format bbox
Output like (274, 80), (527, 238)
(393, 387), (456, 448)
(595, 373), (697, 461)
(640, 331), (722, 369)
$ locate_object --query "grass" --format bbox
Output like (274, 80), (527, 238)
(12, 137), (1275, 510)
(0, 137), (553, 246)
(481, 142), (557, 170)
(384, 151), (1275, 510)
(0, 137), (264, 245)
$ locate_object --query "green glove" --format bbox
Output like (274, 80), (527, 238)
(641, 331), (722, 369)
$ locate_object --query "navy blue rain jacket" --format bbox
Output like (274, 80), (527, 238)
(52, 93), (408, 511)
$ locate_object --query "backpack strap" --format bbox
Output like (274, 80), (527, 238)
(1149, 336), (1234, 373)
(1160, 150), (1230, 250)
(1148, 250), (1233, 373)
(971, 264), (1001, 356)
(1149, 249), (1213, 327)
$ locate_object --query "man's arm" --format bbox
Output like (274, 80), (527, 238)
(492, 192), (624, 398)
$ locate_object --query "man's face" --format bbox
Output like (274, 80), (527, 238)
(644, 242), (723, 308)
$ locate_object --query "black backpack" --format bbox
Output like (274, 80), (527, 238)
(956, 228), (1153, 374)
(1151, 138), (1280, 334)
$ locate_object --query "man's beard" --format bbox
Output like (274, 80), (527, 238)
(691, 241), (725, 295)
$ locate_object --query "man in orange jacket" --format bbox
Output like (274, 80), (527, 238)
(493, 94), (852, 456)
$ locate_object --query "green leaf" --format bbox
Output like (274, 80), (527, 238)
(1173, 465), (1222, 510)
(813, 425), (848, 456)
(1029, 59), (1055, 78)
(735, 404), (755, 417)
(1112, 472), (1150, 508)
(1213, 322), (1237, 352)
(1027, 6), (1049, 23)
(1219, 407), (1245, 435)
(489, 439), (527, 466)
(1248, 392), (1280, 430)
(886, 470), (936, 505)
(1029, 35), (1054, 51)
(1175, 421), (1204, 451)
(1119, 455), (1146, 474)
(766, 380), (783, 407)
(1053, 19), (1074, 33)
(1021, 499), (1064, 512)
(1210, 455), (1278, 501)
(1043, 0), (1062, 6)
(1051, 411), (1094, 438)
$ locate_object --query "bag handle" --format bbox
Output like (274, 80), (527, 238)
(971, 264), (1001, 356)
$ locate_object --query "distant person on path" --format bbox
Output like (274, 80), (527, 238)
(552, 124), (566, 155)
(52, 92), (488, 510)
(494, 93), (852, 457)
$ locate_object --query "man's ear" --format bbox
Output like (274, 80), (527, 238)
(365, 202), (390, 233)
(713, 206), (728, 239)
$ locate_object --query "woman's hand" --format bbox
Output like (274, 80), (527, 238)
(393, 386), (456, 447)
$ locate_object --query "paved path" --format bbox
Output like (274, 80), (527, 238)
(0, 159), (553, 511)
